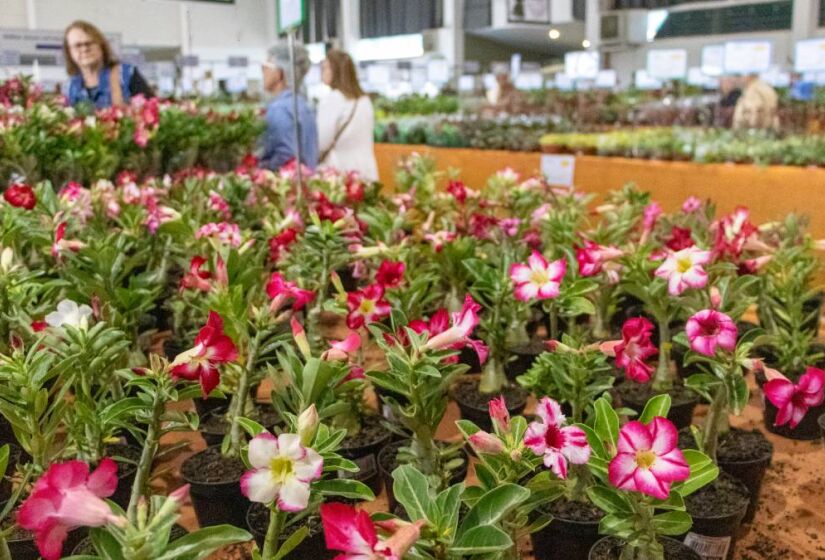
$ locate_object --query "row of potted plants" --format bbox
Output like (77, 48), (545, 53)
(1, 152), (822, 559)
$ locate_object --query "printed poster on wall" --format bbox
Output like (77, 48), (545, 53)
(795, 38), (825, 73)
(647, 49), (688, 80)
(723, 40), (772, 74)
(541, 154), (576, 187)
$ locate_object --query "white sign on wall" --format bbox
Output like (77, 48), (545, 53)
(647, 49), (688, 80)
(723, 40), (772, 74)
(759, 66), (790, 87)
(701, 44), (725, 77)
(0, 28), (121, 67)
(277, 0), (305, 32)
(635, 69), (662, 90)
(554, 73), (574, 91)
(795, 38), (825, 73)
(541, 154), (576, 187)
(426, 59), (449, 84)
(595, 69), (617, 89)
(564, 51), (599, 80)
(687, 67), (718, 89)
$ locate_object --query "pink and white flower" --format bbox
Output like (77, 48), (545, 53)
(322, 331), (361, 361)
(575, 240), (623, 283)
(601, 317), (658, 383)
(682, 196), (702, 213)
(510, 251), (566, 301)
(713, 207), (758, 259)
(489, 396), (510, 433)
(195, 221), (242, 247)
(240, 431), (323, 512)
(51, 222), (85, 259)
(685, 309), (737, 356)
(608, 417), (690, 500)
(468, 431), (505, 455)
(266, 272), (316, 312)
(18, 459), (124, 560)
(421, 295), (488, 364)
(763, 366), (825, 428)
(523, 397), (591, 479)
(423, 230), (456, 252)
(170, 311), (238, 397)
(180, 256), (212, 292)
(320, 502), (422, 560)
(654, 246), (711, 296)
(346, 284), (392, 329)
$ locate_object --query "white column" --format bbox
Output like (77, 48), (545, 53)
(339, 0), (360, 52)
(180, 2), (192, 55)
(791, 0), (818, 44)
(444, 0), (465, 78)
(25, 0), (36, 29)
(585, 0), (600, 51)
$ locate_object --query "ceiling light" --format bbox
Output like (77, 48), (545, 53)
(582, 39), (591, 48)
(548, 29), (560, 40)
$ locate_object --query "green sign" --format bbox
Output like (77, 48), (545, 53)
(277, 0), (306, 33)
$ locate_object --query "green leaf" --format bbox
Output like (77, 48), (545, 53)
(89, 527), (125, 560)
(598, 513), (635, 539)
(155, 526), (253, 560)
(594, 397), (619, 449)
(652, 510), (693, 536)
(392, 465), (432, 522)
(638, 394), (671, 424)
(457, 484), (530, 538)
(99, 397), (146, 426)
(273, 525), (309, 560)
(675, 449), (719, 497)
(450, 526), (513, 554)
(237, 417), (267, 437)
(0, 445), (8, 479)
(586, 486), (632, 514)
(313, 479), (375, 501)
(725, 375), (749, 415)
(654, 492), (685, 511)
(433, 483), (463, 539)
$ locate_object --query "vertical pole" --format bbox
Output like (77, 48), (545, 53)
(288, 27), (304, 207)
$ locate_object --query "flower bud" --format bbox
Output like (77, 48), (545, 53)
(709, 286), (722, 309)
(488, 396), (510, 434)
(297, 404), (319, 446)
(290, 317), (311, 359)
(468, 431), (504, 455)
(0, 247), (13, 273)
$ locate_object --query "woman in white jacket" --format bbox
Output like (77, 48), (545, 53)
(317, 49), (378, 181)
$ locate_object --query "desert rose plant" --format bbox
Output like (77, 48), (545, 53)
(583, 395), (719, 559)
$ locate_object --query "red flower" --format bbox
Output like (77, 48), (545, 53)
(345, 172), (366, 203)
(346, 284), (391, 329)
(601, 317), (658, 383)
(421, 295), (488, 364)
(31, 320), (48, 332)
(268, 228), (299, 261)
(375, 260), (405, 288)
(266, 272), (316, 312)
(170, 311), (238, 397)
(713, 207), (758, 260)
(3, 183), (36, 210)
(665, 226), (694, 251)
(179, 256), (212, 292)
(447, 179), (468, 204)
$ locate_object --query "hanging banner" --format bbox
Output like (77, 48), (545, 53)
(723, 40), (772, 74)
(647, 49), (688, 80)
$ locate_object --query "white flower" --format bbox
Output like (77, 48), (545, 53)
(45, 299), (93, 330)
(0, 247), (13, 274)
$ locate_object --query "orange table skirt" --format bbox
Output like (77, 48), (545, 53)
(375, 144), (825, 239)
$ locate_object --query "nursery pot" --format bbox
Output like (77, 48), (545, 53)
(181, 446), (248, 529)
(505, 340), (547, 381)
(682, 473), (750, 560)
(762, 397), (825, 441)
(247, 503), (332, 558)
(200, 405), (282, 447)
(337, 416), (393, 496)
(107, 443), (141, 510)
(451, 377), (528, 432)
(616, 381), (698, 430)
(531, 499), (604, 560)
(819, 413), (825, 444)
(715, 430), (773, 524)
(589, 536), (700, 560)
(378, 440), (469, 513)
(3, 524), (86, 560)
(0, 415), (14, 446)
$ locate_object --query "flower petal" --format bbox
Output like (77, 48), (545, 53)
(240, 468), (279, 504)
(277, 477), (311, 512)
(616, 421), (652, 454)
(648, 417), (678, 455)
(247, 432), (278, 468)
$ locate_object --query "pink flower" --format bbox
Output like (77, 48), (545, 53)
(523, 397), (591, 479)
(498, 218), (521, 237)
(208, 190), (232, 220)
(682, 196), (701, 213)
(489, 396), (510, 433)
(575, 240), (623, 282)
(347, 284), (392, 329)
(468, 431), (505, 455)
(375, 260), (405, 289)
(180, 256), (212, 292)
(608, 417), (690, 500)
(51, 222), (85, 259)
(422, 295), (488, 364)
(713, 207), (758, 259)
(269, 227), (299, 261)
(18, 459), (124, 560)
(195, 222), (242, 247)
(322, 331), (361, 361)
(3, 183), (36, 210)
(266, 272), (316, 312)
(764, 366), (825, 428)
(654, 246), (711, 296)
(685, 309), (737, 356)
(424, 230), (456, 252)
(665, 226), (694, 251)
(447, 179), (468, 204)
(320, 502), (422, 560)
(643, 202), (662, 232)
(510, 251), (566, 301)
(170, 311), (238, 397)
(602, 317), (658, 383)
(240, 432), (323, 512)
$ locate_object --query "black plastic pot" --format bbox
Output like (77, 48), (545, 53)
(451, 377), (528, 433)
(457, 344), (483, 374)
(338, 419), (393, 496)
(762, 398), (825, 441)
(0, 415), (14, 447)
(107, 444), (141, 510)
(531, 502), (603, 560)
(717, 439), (773, 524)
(505, 341), (547, 381)
(819, 413), (825, 444)
(378, 440), (469, 513)
(589, 536), (700, 559)
(181, 446), (248, 529)
(200, 404), (282, 447)
(373, 385), (409, 424)
(193, 395), (229, 422)
(682, 474), (749, 560)
(616, 382), (698, 430)
(4, 526), (86, 560)
(247, 503), (332, 558)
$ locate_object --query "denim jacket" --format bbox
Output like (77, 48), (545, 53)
(67, 63), (135, 109)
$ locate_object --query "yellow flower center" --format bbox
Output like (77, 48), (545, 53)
(635, 450), (657, 469)
(529, 269), (550, 285)
(269, 456), (294, 483)
(676, 257), (693, 273)
(359, 299), (375, 314)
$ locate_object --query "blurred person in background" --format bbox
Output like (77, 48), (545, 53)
(261, 42), (319, 170)
(733, 74), (779, 130)
(317, 49), (377, 181)
(716, 76), (742, 128)
(483, 71), (525, 116)
(64, 20), (153, 109)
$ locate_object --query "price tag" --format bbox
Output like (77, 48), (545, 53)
(541, 154), (576, 187)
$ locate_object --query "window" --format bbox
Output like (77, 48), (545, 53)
(359, 0), (443, 38)
(654, 1), (792, 38)
(464, 0), (492, 30)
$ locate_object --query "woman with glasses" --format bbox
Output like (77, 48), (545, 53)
(63, 20), (154, 109)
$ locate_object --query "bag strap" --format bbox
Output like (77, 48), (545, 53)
(319, 97), (359, 164)
(109, 65), (124, 107)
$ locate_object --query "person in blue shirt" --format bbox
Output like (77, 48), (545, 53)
(63, 20), (153, 109)
(260, 42), (319, 171)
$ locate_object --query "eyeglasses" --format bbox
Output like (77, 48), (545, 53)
(69, 41), (97, 51)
